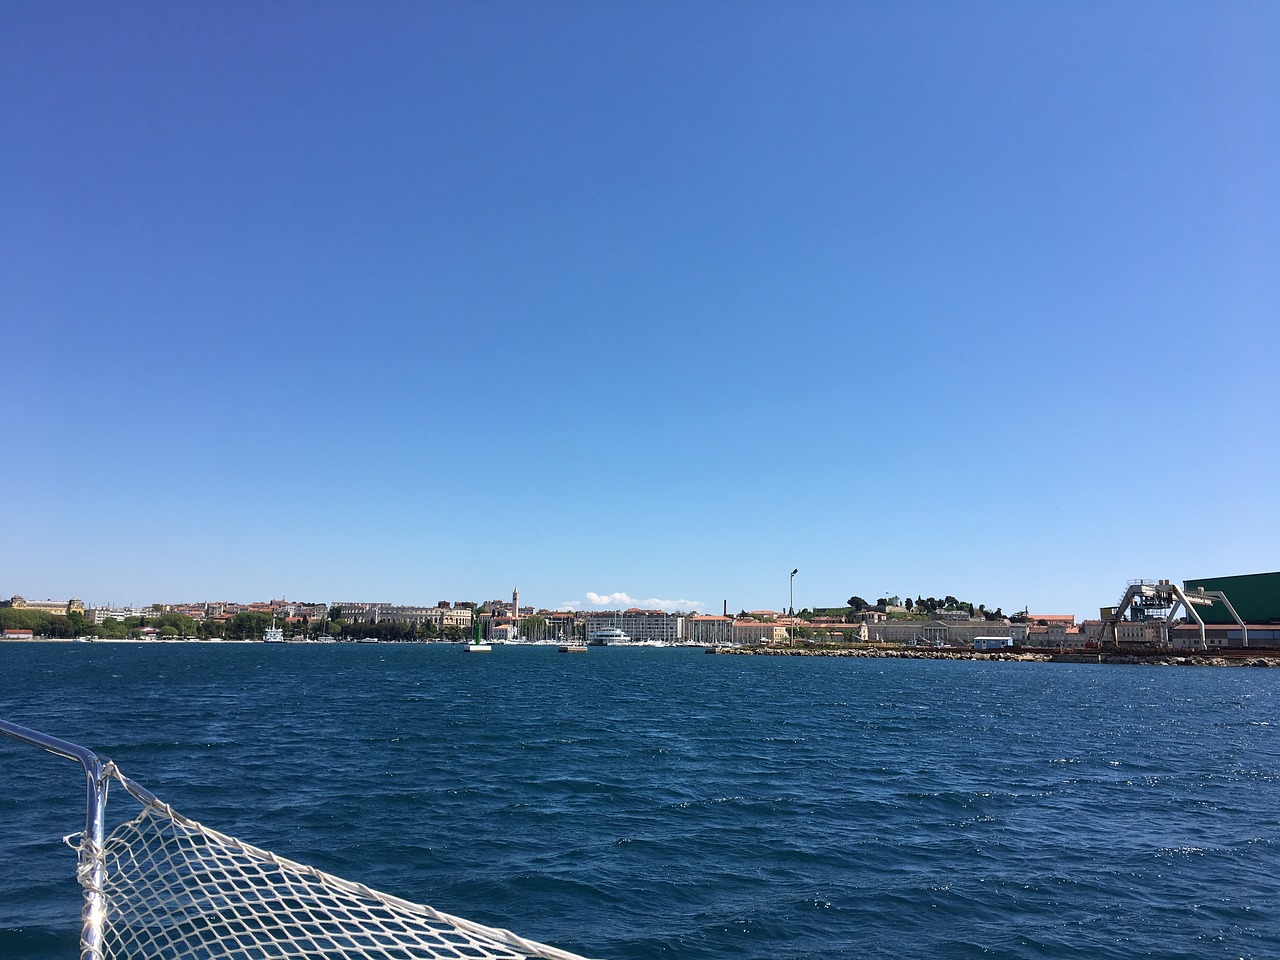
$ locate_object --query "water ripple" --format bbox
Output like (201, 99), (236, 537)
(1, 644), (1277, 960)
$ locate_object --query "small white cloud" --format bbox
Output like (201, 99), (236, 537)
(586, 591), (636, 606)
(573, 592), (704, 613)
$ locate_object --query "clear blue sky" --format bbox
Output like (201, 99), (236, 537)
(3, 1), (1277, 618)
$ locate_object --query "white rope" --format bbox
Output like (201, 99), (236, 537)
(63, 831), (107, 960)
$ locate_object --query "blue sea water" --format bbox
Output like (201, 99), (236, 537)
(0, 643), (1277, 960)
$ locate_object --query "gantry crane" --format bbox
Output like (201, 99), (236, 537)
(1099, 579), (1248, 651)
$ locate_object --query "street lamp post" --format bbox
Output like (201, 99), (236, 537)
(790, 568), (798, 617)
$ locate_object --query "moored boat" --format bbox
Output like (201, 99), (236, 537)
(586, 627), (629, 646)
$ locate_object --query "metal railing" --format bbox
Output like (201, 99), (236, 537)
(0, 719), (112, 960)
(2, 719), (597, 960)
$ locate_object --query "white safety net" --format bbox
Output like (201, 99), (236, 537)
(74, 771), (593, 960)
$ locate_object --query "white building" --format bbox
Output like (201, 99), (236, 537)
(86, 606), (153, 624)
(584, 609), (686, 644)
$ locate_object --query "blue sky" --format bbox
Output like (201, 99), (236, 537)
(3, 1), (1277, 618)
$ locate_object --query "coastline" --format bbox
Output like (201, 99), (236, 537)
(4, 637), (1278, 666)
(719, 645), (1280, 667)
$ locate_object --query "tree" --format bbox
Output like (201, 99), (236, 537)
(45, 615), (76, 638)
(99, 617), (127, 638)
(198, 618), (226, 639)
(847, 596), (868, 611)
(0, 608), (52, 633)
(150, 612), (197, 636)
(904, 597), (913, 611)
(226, 612), (273, 641)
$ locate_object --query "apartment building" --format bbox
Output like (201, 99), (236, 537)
(584, 609), (686, 643)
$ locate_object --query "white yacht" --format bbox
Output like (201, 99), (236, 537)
(586, 627), (630, 646)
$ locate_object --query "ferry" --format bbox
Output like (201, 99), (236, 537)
(586, 627), (630, 646)
(263, 625), (285, 643)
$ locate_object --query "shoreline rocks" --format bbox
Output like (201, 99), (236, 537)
(717, 646), (1279, 667)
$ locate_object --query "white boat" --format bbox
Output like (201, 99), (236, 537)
(263, 625), (285, 643)
(586, 627), (630, 646)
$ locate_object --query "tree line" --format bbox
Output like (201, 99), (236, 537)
(835, 595), (1020, 622)
(0, 607), (476, 642)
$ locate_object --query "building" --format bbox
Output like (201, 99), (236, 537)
(1030, 614), (1076, 627)
(86, 607), (153, 624)
(1169, 623), (1280, 649)
(805, 617), (864, 641)
(584, 609), (686, 644)
(273, 601), (329, 620)
(731, 620), (790, 645)
(974, 637), (1014, 652)
(2, 596), (84, 616)
(1022, 623), (1077, 649)
(686, 615), (733, 645)
(337, 603), (473, 630)
(1183, 572), (1280, 624)
(864, 618), (1014, 646)
(332, 602), (391, 621)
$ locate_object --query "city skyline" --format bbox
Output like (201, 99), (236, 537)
(3, 3), (1277, 621)
(10, 573), (1271, 623)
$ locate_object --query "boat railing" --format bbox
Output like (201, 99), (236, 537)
(1, 718), (595, 960)
(0, 719), (114, 960)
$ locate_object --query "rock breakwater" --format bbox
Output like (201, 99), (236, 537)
(714, 646), (1280, 667)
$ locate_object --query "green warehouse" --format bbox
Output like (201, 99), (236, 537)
(1183, 571), (1280, 625)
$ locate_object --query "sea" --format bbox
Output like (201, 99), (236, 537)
(0, 642), (1277, 960)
